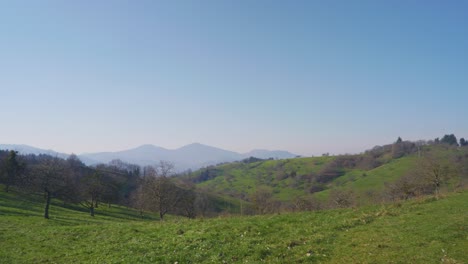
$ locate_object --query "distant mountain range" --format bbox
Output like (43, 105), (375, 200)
(0, 143), (298, 171)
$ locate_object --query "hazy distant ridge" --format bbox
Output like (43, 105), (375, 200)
(0, 143), (297, 170)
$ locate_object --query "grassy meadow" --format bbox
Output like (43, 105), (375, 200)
(1, 187), (466, 263)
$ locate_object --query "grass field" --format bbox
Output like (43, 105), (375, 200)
(1, 188), (466, 263)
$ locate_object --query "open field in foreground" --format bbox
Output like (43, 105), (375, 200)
(0, 189), (467, 263)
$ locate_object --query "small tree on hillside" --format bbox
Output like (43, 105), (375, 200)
(32, 156), (68, 219)
(293, 196), (322, 211)
(385, 171), (431, 201)
(392, 139), (404, 159)
(177, 188), (196, 218)
(328, 189), (355, 208)
(139, 175), (183, 220)
(418, 156), (451, 198)
(80, 171), (105, 217)
(194, 191), (213, 217)
(250, 186), (276, 214)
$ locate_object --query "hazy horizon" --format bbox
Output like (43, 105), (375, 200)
(1, 1), (467, 156)
(1, 134), (461, 158)
(0, 141), (327, 156)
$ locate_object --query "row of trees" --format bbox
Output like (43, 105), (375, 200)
(0, 152), (142, 218)
(0, 151), (210, 220)
(435, 134), (467, 147)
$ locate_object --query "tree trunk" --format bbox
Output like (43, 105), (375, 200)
(44, 190), (51, 219)
(90, 206), (94, 217)
(159, 211), (164, 221)
(5, 184), (10, 193)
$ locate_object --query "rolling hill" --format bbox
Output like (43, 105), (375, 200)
(182, 143), (468, 205)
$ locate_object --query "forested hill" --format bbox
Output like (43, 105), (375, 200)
(180, 136), (468, 212)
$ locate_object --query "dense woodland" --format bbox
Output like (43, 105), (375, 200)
(1, 134), (467, 220)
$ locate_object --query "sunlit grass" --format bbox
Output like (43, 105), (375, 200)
(1, 188), (466, 263)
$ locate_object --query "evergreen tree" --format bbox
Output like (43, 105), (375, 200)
(440, 134), (458, 146)
(0, 151), (24, 192)
(460, 138), (468, 147)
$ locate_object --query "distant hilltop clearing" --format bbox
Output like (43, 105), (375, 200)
(0, 143), (298, 171)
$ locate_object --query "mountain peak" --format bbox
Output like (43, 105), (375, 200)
(135, 144), (159, 150)
(176, 142), (214, 150)
(185, 142), (204, 147)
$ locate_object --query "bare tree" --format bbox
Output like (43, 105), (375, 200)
(178, 188), (196, 218)
(156, 160), (174, 177)
(250, 186), (276, 214)
(62, 154), (86, 205)
(293, 196), (322, 211)
(418, 156), (451, 197)
(194, 190), (213, 218)
(79, 171), (105, 217)
(328, 189), (355, 208)
(32, 156), (68, 219)
(140, 176), (182, 220)
(415, 140), (427, 158)
(137, 162), (184, 220)
(385, 155), (452, 201)
(385, 172), (427, 201)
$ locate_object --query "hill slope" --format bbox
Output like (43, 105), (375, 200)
(0, 188), (466, 263)
(183, 144), (467, 204)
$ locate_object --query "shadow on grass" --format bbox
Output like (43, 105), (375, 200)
(1, 188), (160, 222)
(0, 209), (42, 218)
(96, 209), (159, 221)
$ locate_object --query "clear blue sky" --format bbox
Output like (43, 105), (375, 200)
(1, 0), (467, 156)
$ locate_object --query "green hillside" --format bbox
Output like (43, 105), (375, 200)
(183, 144), (468, 207)
(314, 156), (419, 202)
(1, 187), (466, 263)
(192, 156), (335, 201)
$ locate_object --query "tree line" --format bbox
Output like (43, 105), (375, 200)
(0, 152), (216, 220)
